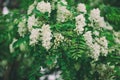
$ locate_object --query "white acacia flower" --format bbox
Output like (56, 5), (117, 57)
(18, 18), (27, 37)
(75, 14), (86, 25)
(83, 31), (93, 47)
(99, 37), (108, 56)
(95, 37), (108, 56)
(27, 15), (38, 31)
(29, 28), (40, 46)
(89, 8), (107, 28)
(75, 14), (86, 34)
(92, 42), (100, 61)
(36, 1), (51, 14)
(99, 37), (108, 48)
(77, 3), (87, 13)
(54, 33), (64, 47)
(27, 1), (37, 15)
(9, 38), (17, 53)
(96, 17), (106, 28)
(41, 24), (52, 50)
(57, 6), (71, 22)
(90, 8), (100, 20)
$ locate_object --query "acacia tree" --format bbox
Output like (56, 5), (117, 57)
(0, 0), (120, 80)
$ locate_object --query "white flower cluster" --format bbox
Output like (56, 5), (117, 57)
(75, 14), (86, 34)
(36, 1), (51, 14)
(27, 1), (37, 15)
(57, 0), (71, 22)
(27, 15), (38, 32)
(91, 42), (101, 60)
(54, 33), (64, 47)
(89, 8), (107, 28)
(95, 37), (108, 56)
(83, 31), (108, 60)
(83, 31), (100, 60)
(41, 24), (52, 50)
(29, 24), (52, 50)
(77, 3), (87, 13)
(18, 17), (27, 37)
(29, 28), (40, 46)
(89, 8), (113, 30)
(83, 31), (93, 47)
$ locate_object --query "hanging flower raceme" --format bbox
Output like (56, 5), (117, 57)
(89, 8), (112, 30)
(18, 17), (27, 37)
(91, 42), (101, 60)
(41, 24), (52, 50)
(95, 37), (108, 56)
(29, 28), (40, 46)
(36, 1), (51, 14)
(83, 31), (108, 60)
(27, 15), (38, 32)
(83, 31), (93, 47)
(57, 0), (72, 22)
(83, 31), (100, 60)
(27, 0), (37, 15)
(54, 33), (64, 48)
(77, 3), (87, 13)
(75, 14), (86, 34)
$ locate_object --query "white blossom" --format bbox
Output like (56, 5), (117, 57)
(41, 24), (52, 50)
(90, 8), (100, 20)
(27, 15), (38, 31)
(77, 3), (87, 13)
(57, 5), (71, 22)
(18, 17), (27, 37)
(95, 37), (108, 56)
(91, 42), (100, 60)
(99, 37), (108, 56)
(27, 1), (37, 15)
(54, 33), (64, 47)
(84, 31), (102, 60)
(89, 8), (106, 28)
(29, 28), (40, 46)
(75, 14), (86, 34)
(9, 38), (17, 53)
(99, 37), (108, 48)
(83, 31), (93, 47)
(36, 1), (51, 14)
